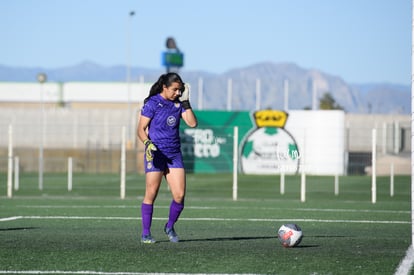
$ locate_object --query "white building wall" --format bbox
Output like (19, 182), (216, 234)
(0, 82), (151, 104)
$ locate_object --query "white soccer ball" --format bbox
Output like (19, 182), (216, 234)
(277, 223), (303, 248)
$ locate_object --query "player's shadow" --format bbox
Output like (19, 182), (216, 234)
(177, 236), (321, 248)
(0, 227), (38, 231)
(310, 235), (348, 238)
(294, 244), (319, 248)
(179, 236), (278, 242)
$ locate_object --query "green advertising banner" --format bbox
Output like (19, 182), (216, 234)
(181, 109), (344, 175)
(180, 110), (253, 173)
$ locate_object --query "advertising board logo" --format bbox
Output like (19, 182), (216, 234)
(182, 128), (227, 158)
(240, 110), (300, 174)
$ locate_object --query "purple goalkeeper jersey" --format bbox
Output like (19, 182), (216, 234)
(141, 94), (184, 154)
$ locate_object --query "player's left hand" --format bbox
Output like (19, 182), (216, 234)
(179, 83), (192, 110)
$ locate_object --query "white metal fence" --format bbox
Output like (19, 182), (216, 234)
(0, 108), (411, 176)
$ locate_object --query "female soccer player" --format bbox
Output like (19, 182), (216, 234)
(137, 72), (198, 243)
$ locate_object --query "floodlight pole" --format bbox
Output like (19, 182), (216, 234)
(198, 77), (203, 110)
(127, 11), (135, 142)
(284, 79), (289, 111)
(411, 0), (414, 247)
(227, 78), (232, 111)
(255, 78), (261, 110)
(37, 73), (47, 190)
(311, 79), (317, 110)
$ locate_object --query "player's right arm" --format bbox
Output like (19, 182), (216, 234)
(137, 114), (151, 143)
(138, 114), (158, 161)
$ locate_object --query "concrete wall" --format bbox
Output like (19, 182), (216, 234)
(345, 114), (410, 153)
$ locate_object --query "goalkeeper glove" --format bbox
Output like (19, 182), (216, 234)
(179, 83), (192, 110)
(143, 139), (157, 162)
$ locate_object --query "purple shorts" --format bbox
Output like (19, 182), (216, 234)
(144, 150), (184, 173)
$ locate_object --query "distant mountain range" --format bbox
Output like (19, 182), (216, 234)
(0, 61), (410, 114)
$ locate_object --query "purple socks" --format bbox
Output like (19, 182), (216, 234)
(141, 203), (153, 236)
(166, 200), (184, 229)
(141, 200), (184, 236)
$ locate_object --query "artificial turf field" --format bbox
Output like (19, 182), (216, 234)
(0, 173), (411, 275)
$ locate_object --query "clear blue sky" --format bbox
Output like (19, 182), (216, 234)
(0, 0), (411, 84)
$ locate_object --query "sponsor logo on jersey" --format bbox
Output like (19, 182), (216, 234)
(167, 116), (176, 126)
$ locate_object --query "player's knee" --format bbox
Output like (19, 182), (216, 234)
(173, 193), (185, 204)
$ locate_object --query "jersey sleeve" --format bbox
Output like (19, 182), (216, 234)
(141, 100), (155, 119)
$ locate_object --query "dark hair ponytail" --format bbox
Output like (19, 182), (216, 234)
(144, 72), (184, 103)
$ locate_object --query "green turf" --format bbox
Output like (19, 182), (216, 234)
(0, 173), (411, 274)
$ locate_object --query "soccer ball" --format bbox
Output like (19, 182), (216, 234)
(277, 223), (303, 248)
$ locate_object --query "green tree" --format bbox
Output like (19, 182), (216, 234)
(319, 92), (344, 110)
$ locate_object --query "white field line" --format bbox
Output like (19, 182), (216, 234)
(0, 215), (410, 224)
(394, 245), (414, 275)
(11, 205), (411, 214)
(0, 272), (262, 275)
(0, 216), (22, 222)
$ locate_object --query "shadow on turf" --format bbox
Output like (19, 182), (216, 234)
(154, 236), (276, 243)
(180, 236), (275, 242)
(310, 235), (348, 238)
(0, 227), (38, 231)
(174, 236), (324, 248)
(154, 235), (344, 248)
(294, 245), (319, 248)
(178, 234), (346, 242)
